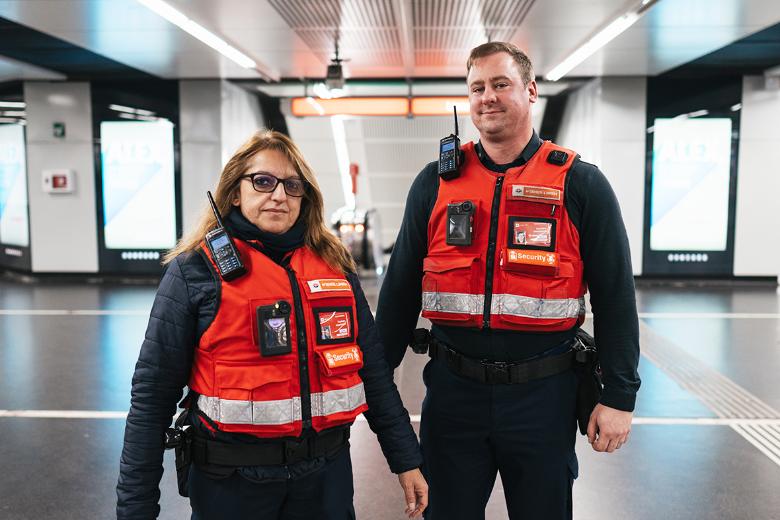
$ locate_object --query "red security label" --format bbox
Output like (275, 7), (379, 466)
(509, 185), (562, 203)
(307, 279), (351, 293)
(506, 249), (559, 267)
(513, 221), (552, 247)
(318, 311), (352, 340)
(322, 346), (362, 369)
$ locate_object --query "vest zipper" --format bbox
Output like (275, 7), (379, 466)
(482, 175), (504, 329)
(285, 267), (312, 430)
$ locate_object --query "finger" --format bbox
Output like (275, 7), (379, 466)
(587, 415), (598, 444)
(593, 433), (610, 452)
(401, 482), (416, 513)
(606, 438), (618, 453)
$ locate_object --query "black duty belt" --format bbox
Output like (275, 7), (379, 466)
(191, 427), (350, 467)
(429, 338), (574, 385)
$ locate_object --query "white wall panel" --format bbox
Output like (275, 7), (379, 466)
(179, 80), (222, 233)
(24, 82), (98, 273)
(220, 81), (264, 165)
(557, 77), (646, 274)
(734, 76), (780, 276)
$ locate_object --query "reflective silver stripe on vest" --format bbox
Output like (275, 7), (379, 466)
(491, 294), (585, 319)
(198, 395), (302, 426)
(422, 291), (484, 315)
(311, 382), (366, 417)
(422, 291), (584, 320)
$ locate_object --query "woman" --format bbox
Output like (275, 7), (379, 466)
(117, 130), (427, 519)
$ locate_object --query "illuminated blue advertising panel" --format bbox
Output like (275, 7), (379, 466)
(0, 122), (31, 270)
(642, 76), (740, 276)
(0, 123), (29, 247)
(100, 120), (177, 251)
(650, 117), (732, 252)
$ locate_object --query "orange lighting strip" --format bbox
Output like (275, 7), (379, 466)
(292, 97), (409, 116)
(291, 96), (470, 117)
(411, 97), (469, 116)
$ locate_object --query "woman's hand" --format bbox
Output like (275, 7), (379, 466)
(398, 468), (428, 518)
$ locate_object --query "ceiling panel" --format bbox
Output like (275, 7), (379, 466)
(0, 0), (779, 82)
(0, 54), (64, 81)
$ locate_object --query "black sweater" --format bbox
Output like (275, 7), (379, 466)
(116, 248), (422, 519)
(376, 132), (641, 412)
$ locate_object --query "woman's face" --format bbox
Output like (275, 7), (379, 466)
(232, 149), (304, 234)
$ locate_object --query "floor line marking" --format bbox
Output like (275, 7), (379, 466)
(2, 410), (780, 427)
(0, 309), (149, 316)
(638, 312), (780, 319)
(731, 425), (780, 468)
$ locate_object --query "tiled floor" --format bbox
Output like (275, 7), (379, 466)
(1, 276), (778, 519)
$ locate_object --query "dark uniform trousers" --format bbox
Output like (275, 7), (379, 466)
(188, 445), (356, 520)
(420, 355), (579, 520)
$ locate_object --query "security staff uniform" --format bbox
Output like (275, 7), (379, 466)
(377, 131), (641, 520)
(117, 210), (422, 520)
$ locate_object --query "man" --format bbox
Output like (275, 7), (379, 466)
(376, 42), (640, 519)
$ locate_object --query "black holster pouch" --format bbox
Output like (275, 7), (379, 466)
(410, 328), (431, 354)
(164, 406), (193, 497)
(572, 329), (603, 435)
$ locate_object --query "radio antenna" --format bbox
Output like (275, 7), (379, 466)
(453, 105), (459, 136)
(207, 191), (225, 228)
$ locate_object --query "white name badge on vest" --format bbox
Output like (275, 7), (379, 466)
(508, 184), (563, 205)
(307, 279), (351, 293)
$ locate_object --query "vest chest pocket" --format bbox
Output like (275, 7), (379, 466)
(494, 256), (582, 328)
(210, 360), (298, 431)
(421, 255), (483, 327)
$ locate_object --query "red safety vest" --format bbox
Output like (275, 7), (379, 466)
(422, 140), (587, 331)
(190, 240), (368, 438)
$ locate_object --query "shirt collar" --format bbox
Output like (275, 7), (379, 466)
(475, 130), (542, 173)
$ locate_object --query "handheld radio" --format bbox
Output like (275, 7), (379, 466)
(204, 191), (247, 281)
(438, 105), (461, 180)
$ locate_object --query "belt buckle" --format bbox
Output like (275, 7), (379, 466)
(484, 360), (511, 384)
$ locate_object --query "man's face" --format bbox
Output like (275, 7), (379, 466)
(467, 52), (537, 140)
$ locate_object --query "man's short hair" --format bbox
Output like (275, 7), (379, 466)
(466, 42), (535, 85)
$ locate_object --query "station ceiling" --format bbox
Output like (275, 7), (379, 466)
(1, 0), (780, 85)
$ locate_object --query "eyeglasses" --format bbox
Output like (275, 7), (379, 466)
(239, 172), (307, 197)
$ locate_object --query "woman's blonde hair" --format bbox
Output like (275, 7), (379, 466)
(164, 129), (356, 273)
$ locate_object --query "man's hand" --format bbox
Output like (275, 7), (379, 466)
(587, 403), (633, 453)
(398, 468), (428, 518)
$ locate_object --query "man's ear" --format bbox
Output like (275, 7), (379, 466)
(527, 79), (538, 104)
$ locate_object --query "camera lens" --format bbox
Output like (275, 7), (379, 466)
(460, 201), (473, 212)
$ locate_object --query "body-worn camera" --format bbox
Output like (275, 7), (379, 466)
(257, 300), (293, 356)
(446, 200), (475, 246)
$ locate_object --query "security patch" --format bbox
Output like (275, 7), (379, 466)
(322, 345), (362, 370)
(506, 249), (559, 268)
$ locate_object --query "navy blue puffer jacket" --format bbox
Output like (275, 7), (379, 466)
(116, 249), (422, 519)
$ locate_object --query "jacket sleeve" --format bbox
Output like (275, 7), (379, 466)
(116, 254), (208, 519)
(566, 159), (641, 412)
(348, 272), (423, 474)
(376, 162), (439, 369)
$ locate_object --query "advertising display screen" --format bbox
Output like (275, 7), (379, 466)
(0, 123), (29, 247)
(100, 120), (177, 250)
(649, 117), (732, 251)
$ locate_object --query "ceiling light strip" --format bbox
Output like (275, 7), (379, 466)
(136, 0), (257, 70)
(545, 0), (660, 81)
